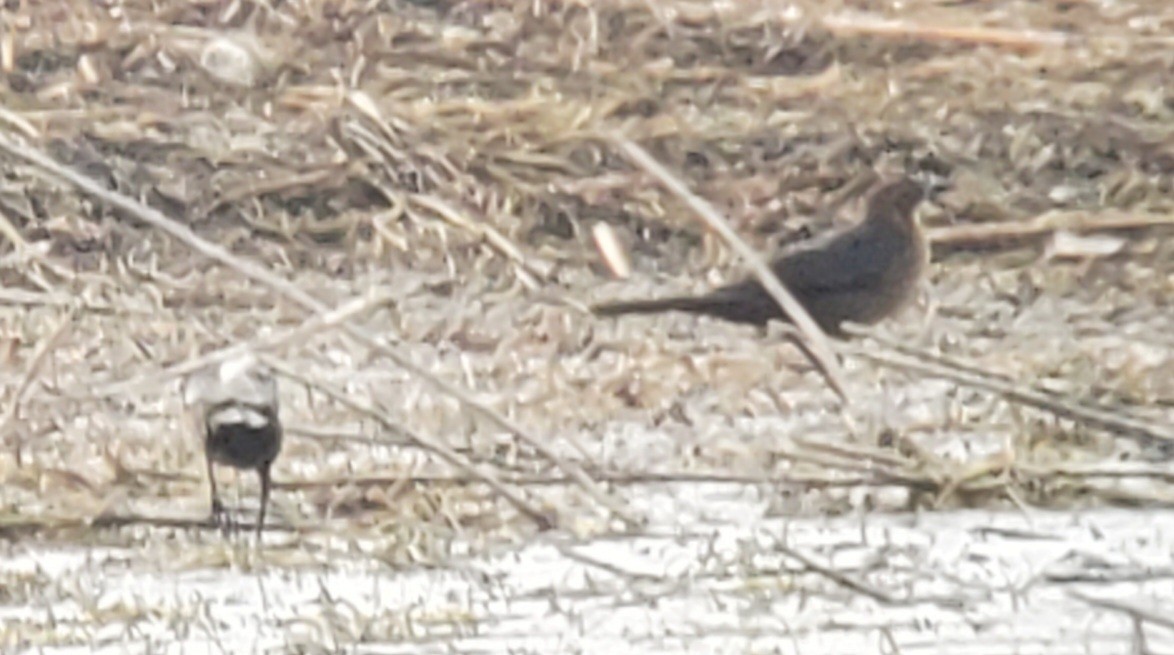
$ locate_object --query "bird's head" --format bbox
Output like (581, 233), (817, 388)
(865, 177), (927, 226)
(183, 350), (277, 410)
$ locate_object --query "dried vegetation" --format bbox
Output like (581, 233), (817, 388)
(0, 0), (1172, 651)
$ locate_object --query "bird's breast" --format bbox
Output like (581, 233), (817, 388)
(205, 403), (282, 469)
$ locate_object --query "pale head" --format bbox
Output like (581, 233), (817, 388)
(182, 350), (278, 410)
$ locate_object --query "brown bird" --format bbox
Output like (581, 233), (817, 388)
(593, 177), (929, 337)
(183, 352), (283, 536)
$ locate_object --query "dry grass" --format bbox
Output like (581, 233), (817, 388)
(0, 0), (1172, 651)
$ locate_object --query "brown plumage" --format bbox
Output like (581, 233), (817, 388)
(183, 353), (283, 537)
(593, 177), (929, 337)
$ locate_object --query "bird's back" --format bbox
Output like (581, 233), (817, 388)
(699, 203), (925, 332)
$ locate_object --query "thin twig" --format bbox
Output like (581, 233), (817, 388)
(284, 423), (416, 448)
(774, 541), (902, 605)
(275, 470), (887, 490)
(1068, 590), (1174, 631)
(847, 337), (1174, 447)
(927, 208), (1174, 250)
(555, 542), (671, 582)
(83, 287), (395, 399)
(408, 193), (554, 287)
(820, 13), (1069, 52)
(609, 135), (849, 403)
(0, 512), (296, 537)
(261, 355), (556, 529)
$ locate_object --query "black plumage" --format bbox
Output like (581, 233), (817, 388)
(184, 354), (283, 536)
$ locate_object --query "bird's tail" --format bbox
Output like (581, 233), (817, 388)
(593, 295), (737, 319)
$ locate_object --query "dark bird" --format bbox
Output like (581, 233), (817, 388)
(593, 177), (929, 337)
(183, 353), (283, 537)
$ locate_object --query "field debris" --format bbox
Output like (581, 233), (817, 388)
(0, 0), (1171, 651)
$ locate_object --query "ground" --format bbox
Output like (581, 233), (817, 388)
(0, 0), (1172, 652)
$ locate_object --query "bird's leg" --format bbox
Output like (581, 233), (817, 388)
(256, 463), (272, 539)
(206, 455), (229, 534)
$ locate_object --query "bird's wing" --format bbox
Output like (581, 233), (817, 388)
(773, 231), (893, 295)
